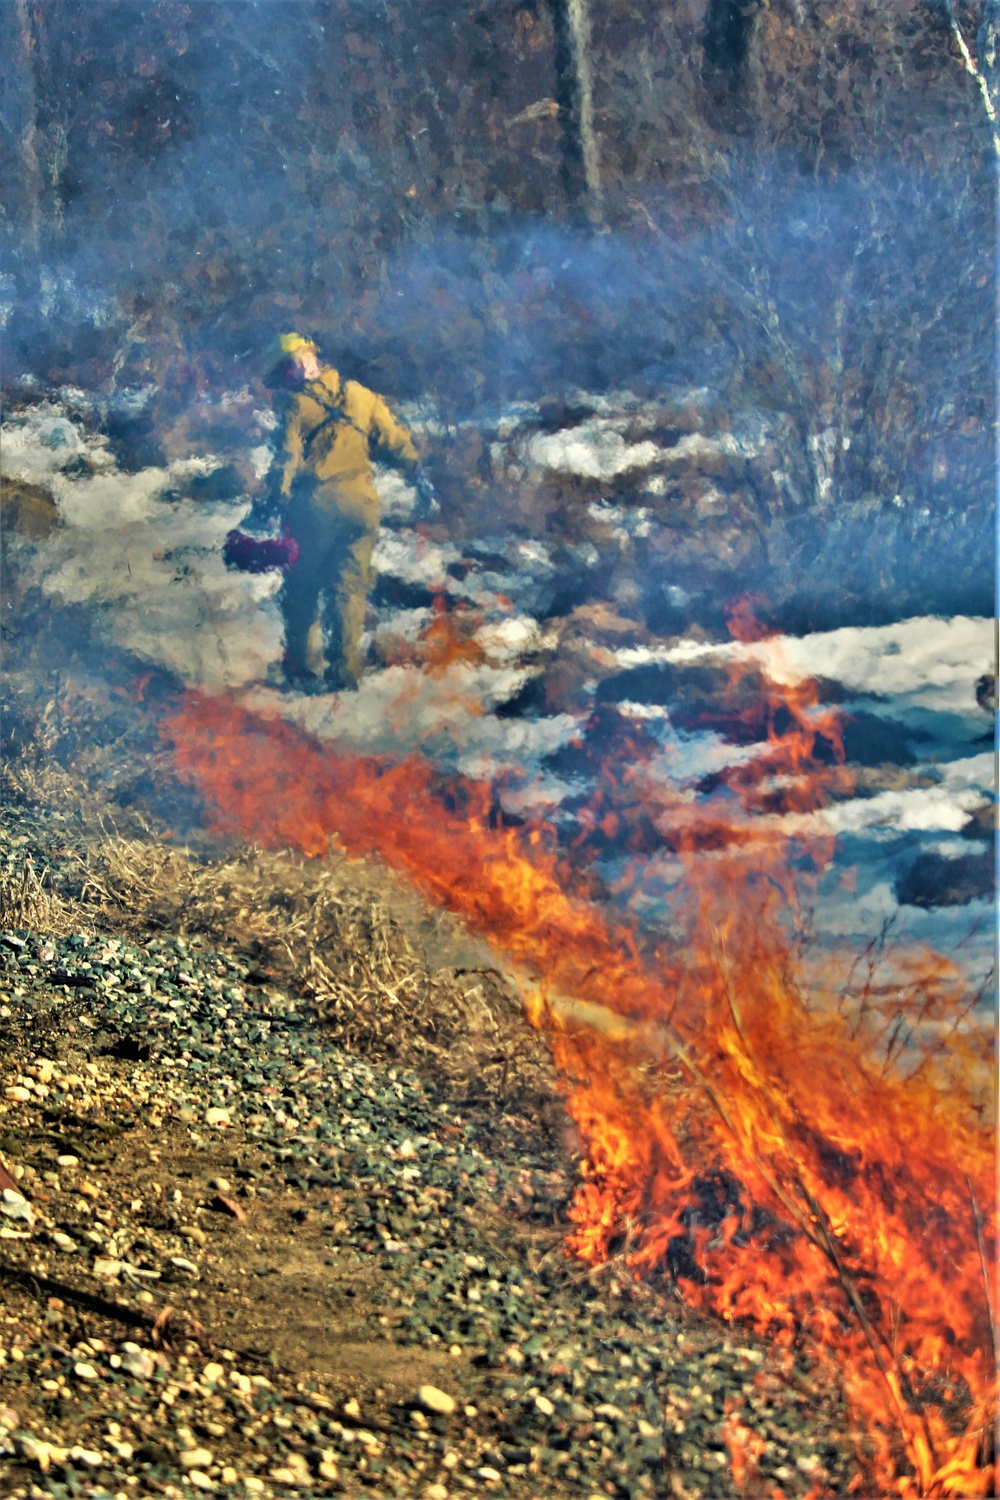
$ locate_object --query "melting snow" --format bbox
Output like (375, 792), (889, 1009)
(4, 393), (992, 980)
(616, 616), (993, 724)
(525, 421), (659, 480)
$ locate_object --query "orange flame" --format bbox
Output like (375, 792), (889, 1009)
(161, 645), (996, 1497)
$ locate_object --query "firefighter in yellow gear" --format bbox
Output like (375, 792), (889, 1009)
(258, 333), (436, 691)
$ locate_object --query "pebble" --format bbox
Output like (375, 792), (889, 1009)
(417, 1384), (457, 1416)
(178, 1447), (215, 1470)
(0, 1190), (33, 1227)
(119, 1343), (157, 1379)
(92, 1257), (123, 1278)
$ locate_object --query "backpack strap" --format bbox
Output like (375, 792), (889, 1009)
(301, 378), (370, 453)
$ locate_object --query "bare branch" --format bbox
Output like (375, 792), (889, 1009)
(944, 0), (1000, 158)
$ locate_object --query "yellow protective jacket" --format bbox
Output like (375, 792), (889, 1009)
(272, 367), (419, 515)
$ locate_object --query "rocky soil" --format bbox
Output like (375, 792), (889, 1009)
(0, 762), (855, 1500)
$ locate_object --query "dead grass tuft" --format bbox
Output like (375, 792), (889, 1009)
(63, 835), (555, 1099)
(1, 675), (556, 1103)
(0, 856), (73, 934)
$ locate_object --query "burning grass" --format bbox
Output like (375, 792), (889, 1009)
(160, 659), (997, 1498)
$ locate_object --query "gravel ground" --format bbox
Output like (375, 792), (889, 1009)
(0, 902), (855, 1500)
(0, 659), (856, 1500)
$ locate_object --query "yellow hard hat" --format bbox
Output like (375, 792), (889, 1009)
(265, 331), (318, 372)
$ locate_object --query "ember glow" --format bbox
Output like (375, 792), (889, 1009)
(163, 646), (996, 1497)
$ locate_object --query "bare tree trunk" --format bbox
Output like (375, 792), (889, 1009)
(547, 0), (603, 225)
(13, 0), (42, 253)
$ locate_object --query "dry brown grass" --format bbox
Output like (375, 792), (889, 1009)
(1, 672), (556, 1101)
(0, 855), (73, 934)
(79, 835), (551, 1094)
(0, 801), (555, 1100)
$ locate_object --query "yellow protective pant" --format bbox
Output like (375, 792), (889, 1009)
(279, 480), (379, 690)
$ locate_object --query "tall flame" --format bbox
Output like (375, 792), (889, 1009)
(162, 646), (996, 1497)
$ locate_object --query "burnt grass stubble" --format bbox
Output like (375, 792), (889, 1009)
(0, 631), (858, 1500)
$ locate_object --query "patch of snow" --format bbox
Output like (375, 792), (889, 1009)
(242, 664), (580, 780)
(658, 432), (741, 465)
(371, 530), (461, 586)
(474, 616), (545, 663)
(816, 784), (987, 836)
(525, 421), (659, 480)
(249, 446), (272, 480)
(510, 540), (554, 569)
(374, 467), (419, 519)
(938, 752), (995, 793)
(3, 406), (114, 482)
(371, 607), (434, 645)
(7, 407), (281, 690)
(615, 615), (993, 723)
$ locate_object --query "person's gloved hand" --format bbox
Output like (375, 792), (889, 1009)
(413, 467), (441, 520)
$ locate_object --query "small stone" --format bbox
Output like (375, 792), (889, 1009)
(78, 1180), (100, 1199)
(0, 1190), (33, 1226)
(15, 1435), (53, 1471)
(51, 1230), (77, 1251)
(178, 1446), (214, 1470)
(475, 1468), (502, 1483)
(202, 1361), (226, 1385)
(93, 1258), (123, 1279)
(4, 1086), (30, 1102)
(68, 1446), (103, 1468)
(56, 1154), (79, 1168)
(204, 1107), (231, 1127)
(244, 1478), (265, 1494)
(210, 1192), (245, 1220)
(417, 1384), (457, 1416)
(209, 1177), (232, 1193)
(189, 1472), (214, 1491)
(221, 1467), (239, 1485)
(73, 1361), (99, 1380)
(317, 1461), (338, 1482)
(180, 1223), (207, 1245)
(534, 1395), (555, 1416)
(120, 1344), (156, 1379)
(342, 1398), (361, 1418)
(425, 1486), (449, 1500)
(0, 1407), (20, 1430)
(594, 1402), (625, 1419)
